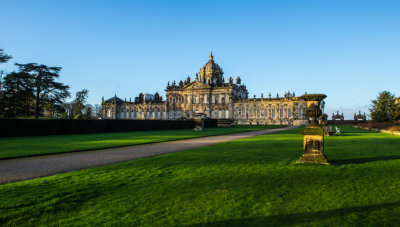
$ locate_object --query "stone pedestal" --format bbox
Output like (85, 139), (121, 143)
(193, 117), (204, 131)
(297, 126), (329, 164)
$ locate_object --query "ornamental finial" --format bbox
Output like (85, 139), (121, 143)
(209, 51), (213, 61)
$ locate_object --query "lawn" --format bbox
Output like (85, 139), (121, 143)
(0, 125), (283, 160)
(1, 125), (400, 226)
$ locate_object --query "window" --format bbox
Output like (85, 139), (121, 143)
(107, 110), (111, 118)
(264, 109), (268, 119)
(195, 95), (199, 104)
(257, 109), (260, 119)
(169, 111), (172, 119)
(280, 108), (283, 118)
(162, 111), (166, 119)
(272, 109), (276, 119)
(242, 108), (246, 119)
(218, 110), (222, 119)
(175, 111), (179, 119)
(225, 110), (229, 118)
(218, 95), (222, 104)
(298, 107), (303, 118)
(135, 112), (138, 119)
(211, 95), (215, 104)
(211, 110), (215, 118)
(288, 109), (292, 118)
(141, 112), (144, 119)
(204, 95), (208, 103)
(146, 112), (150, 119)
(225, 95), (229, 104)
(249, 108), (253, 119)
(151, 111), (155, 119)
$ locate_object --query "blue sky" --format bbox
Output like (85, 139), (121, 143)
(1, 0), (399, 119)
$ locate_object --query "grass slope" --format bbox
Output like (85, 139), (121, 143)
(0, 125), (282, 159)
(1, 125), (400, 226)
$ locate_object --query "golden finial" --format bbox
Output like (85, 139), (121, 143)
(209, 51), (213, 61)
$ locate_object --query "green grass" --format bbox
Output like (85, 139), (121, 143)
(1, 125), (400, 226)
(0, 125), (283, 160)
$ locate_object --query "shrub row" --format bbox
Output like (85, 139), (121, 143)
(0, 119), (218, 137)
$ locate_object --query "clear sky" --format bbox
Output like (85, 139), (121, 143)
(1, 0), (399, 119)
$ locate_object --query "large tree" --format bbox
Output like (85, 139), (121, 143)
(369, 91), (400, 122)
(1, 71), (34, 116)
(14, 63), (70, 118)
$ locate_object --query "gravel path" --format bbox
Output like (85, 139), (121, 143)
(0, 126), (294, 185)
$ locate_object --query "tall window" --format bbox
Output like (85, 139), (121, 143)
(162, 111), (166, 119)
(218, 95), (222, 104)
(169, 111), (172, 119)
(141, 111), (144, 119)
(195, 95), (199, 104)
(135, 112), (138, 119)
(272, 109), (276, 119)
(298, 106), (302, 118)
(211, 110), (215, 118)
(242, 107), (246, 119)
(225, 95), (229, 104)
(225, 110), (229, 118)
(211, 95), (215, 104)
(264, 109), (268, 119)
(218, 110), (222, 119)
(157, 111), (160, 119)
(249, 108), (253, 119)
(257, 109), (260, 119)
(280, 108), (283, 118)
(175, 111), (179, 119)
(288, 109), (292, 118)
(204, 95), (208, 103)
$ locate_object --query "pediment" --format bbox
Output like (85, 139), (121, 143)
(184, 81), (210, 89)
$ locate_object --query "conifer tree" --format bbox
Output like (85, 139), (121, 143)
(369, 91), (400, 122)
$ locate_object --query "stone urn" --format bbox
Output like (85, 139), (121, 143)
(297, 94), (329, 164)
(193, 113), (205, 131)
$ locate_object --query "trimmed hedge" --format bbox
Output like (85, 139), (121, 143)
(0, 119), (218, 137)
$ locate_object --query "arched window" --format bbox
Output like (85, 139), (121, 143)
(225, 110), (229, 118)
(204, 95), (207, 103)
(257, 109), (260, 119)
(141, 111), (144, 119)
(107, 110), (111, 118)
(211, 95), (215, 104)
(218, 95), (222, 104)
(175, 111), (179, 119)
(272, 108), (276, 119)
(242, 107), (246, 119)
(146, 112), (150, 119)
(169, 111), (172, 119)
(162, 111), (166, 119)
(280, 108), (283, 118)
(195, 95), (199, 104)
(264, 109), (268, 119)
(249, 108), (253, 119)
(288, 108), (292, 118)
(225, 95), (229, 104)
(218, 110), (222, 119)
(135, 111), (138, 119)
(298, 106), (303, 118)
(156, 111), (160, 119)
(211, 110), (215, 118)
(151, 111), (155, 119)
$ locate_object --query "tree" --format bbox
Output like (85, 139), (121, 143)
(83, 104), (94, 119)
(73, 89), (89, 117)
(94, 104), (102, 119)
(14, 63), (70, 118)
(369, 91), (400, 122)
(1, 71), (34, 117)
(0, 49), (12, 63)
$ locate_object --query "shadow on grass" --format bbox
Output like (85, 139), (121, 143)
(331, 155), (400, 165)
(187, 201), (400, 226)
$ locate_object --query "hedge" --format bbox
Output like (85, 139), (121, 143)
(0, 119), (218, 137)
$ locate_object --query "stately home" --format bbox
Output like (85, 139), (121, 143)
(102, 53), (311, 125)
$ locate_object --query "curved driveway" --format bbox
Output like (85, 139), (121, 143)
(0, 126), (294, 184)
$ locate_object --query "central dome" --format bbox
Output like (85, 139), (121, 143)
(199, 52), (224, 85)
(200, 52), (222, 73)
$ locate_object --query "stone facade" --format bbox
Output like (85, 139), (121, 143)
(102, 53), (311, 125)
